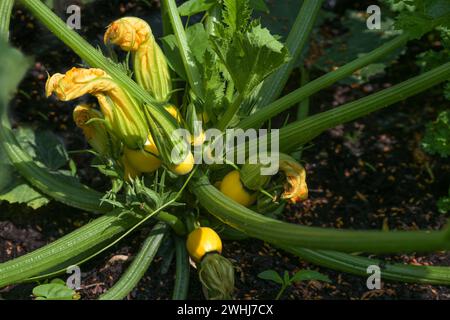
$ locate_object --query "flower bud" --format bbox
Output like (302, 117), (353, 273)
(104, 17), (172, 102)
(46, 67), (149, 150)
(199, 253), (235, 300)
(73, 104), (111, 157)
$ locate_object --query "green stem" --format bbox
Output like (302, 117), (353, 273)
(254, 0), (323, 109)
(296, 68), (310, 122)
(0, 210), (137, 288)
(279, 62), (450, 152)
(217, 93), (245, 131)
(99, 223), (167, 300)
(239, 33), (410, 129)
(281, 246), (450, 285)
(275, 285), (287, 300)
(156, 211), (186, 235)
(172, 236), (190, 300)
(0, 0), (14, 41)
(292, 67), (310, 160)
(162, 0), (204, 99)
(192, 174), (449, 253)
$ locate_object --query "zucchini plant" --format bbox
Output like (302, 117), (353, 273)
(0, 0), (449, 300)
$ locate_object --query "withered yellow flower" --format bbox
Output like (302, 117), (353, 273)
(279, 154), (308, 204)
(104, 17), (172, 103)
(46, 67), (149, 150)
(73, 104), (111, 156)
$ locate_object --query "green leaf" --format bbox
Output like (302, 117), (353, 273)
(257, 270), (283, 285)
(14, 128), (69, 171)
(391, 0), (450, 39)
(283, 270), (290, 284)
(178, 0), (216, 16)
(0, 180), (50, 210)
(249, 0), (269, 13)
(290, 270), (331, 283)
(34, 131), (69, 171)
(211, 23), (289, 95)
(422, 110), (450, 158)
(0, 145), (49, 211)
(200, 50), (227, 116)
(222, 0), (252, 34)
(162, 23), (209, 80)
(32, 281), (76, 300)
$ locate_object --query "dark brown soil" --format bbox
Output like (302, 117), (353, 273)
(1, 0), (449, 300)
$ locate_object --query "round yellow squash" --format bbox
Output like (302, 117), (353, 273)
(220, 170), (256, 207)
(186, 227), (222, 262)
(124, 136), (161, 173)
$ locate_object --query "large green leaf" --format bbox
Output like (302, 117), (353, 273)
(211, 23), (289, 95)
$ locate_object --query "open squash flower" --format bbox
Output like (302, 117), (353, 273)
(104, 17), (172, 103)
(279, 154), (308, 204)
(46, 67), (149, 150)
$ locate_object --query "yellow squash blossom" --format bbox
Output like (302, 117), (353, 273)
(279, 154), (308, 203)
(104, 17), (172, 103)
(73, 104), (111, 156)
(46, 67), (149, 150)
